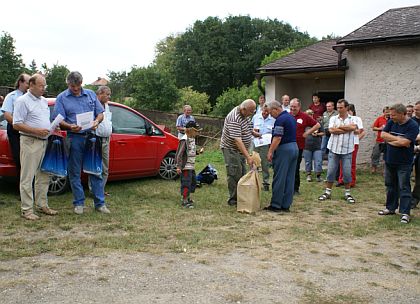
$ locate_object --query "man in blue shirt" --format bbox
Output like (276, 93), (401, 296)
(176, 105), (195, 139)
(53, 71), (109, 215)
(252, 104), (275, 191)
(264, 100), (298, 213)
(1, 73), (30, 169)
(378, 103), (418, 224)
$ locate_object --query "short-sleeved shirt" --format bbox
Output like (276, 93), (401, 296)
(176, 114), (195, 137)
(309, 102), (326, 120)
(383, 118), (418, 165)
(252, 112), (275, 135)
(327, 114), (356, 155)
(293, 111), (318, 149)
(52, 88), (104, 130)
(220, 106), (253, 152)
(322, 110), (338, 130)
(13, 91), (50, 139)
(272, 111), (296, 145)
(1, 89), (24, 125)
(352, 116), (364, 145)
(373, 115), (388, 143)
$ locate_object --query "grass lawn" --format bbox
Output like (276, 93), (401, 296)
(0, 145), (419, 261)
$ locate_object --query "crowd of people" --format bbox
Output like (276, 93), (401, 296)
(2, 72), (419, 225)
(217, 94), (419, 224)
(1, 72), (112, 220)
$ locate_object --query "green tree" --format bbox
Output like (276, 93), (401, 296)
(29, 59), (38, 74)
(212, 80), (261, 117)
(107, 70), (128, 102)
(260, 48), (295, 66)
(174, 86), (211, 114)
(126, 66), (179, 111)
(154, 35), (178, 75)
(0, 32), (26, 86)
(44, 64), (70, 96)
(172, 16), (317, 105)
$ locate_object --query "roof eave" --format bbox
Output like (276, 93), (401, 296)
(334, 36), (420, 49)
(256, 65), (347, 77)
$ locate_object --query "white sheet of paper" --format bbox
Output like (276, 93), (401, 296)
(253, 133), (272, 147)
(50, 113), (64, 132)
(76, 111), (94, 131)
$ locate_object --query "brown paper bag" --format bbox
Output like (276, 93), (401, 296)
(237, 152), (262, 213)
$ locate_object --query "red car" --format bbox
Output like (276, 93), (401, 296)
(0, 99), (179, 194)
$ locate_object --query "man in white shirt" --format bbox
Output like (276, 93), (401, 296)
(93, 86), (112, 196)
(252, 104), (275, 191)
(318, 99), (357, 204)
(13, 74), (58, 220)
(281, 94), (290, 112)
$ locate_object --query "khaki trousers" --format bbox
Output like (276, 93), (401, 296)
(19, 135), (49, 214)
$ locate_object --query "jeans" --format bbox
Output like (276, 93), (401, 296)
(67, 134), (105, 208)
(339, 144), (359, 186)
(294, 149), (303, 191)
(303, 149), (322, 173)
(371, 142), (386, 168)
(321, 135), (330, 157)
(254, 144), (270, 185)
(7, 123), (21, 169)
(385, 163), (412, 215)
(222, 148), (247, 204)
(271, 142), (298, 209)
(326, 152), (352, 184)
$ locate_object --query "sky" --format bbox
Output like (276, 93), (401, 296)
(1, 0), (419, 84)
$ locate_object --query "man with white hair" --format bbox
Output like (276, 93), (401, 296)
(281, 95), (290, 112)
(220, 99), (256, 206)
(176, 105), (195, 139)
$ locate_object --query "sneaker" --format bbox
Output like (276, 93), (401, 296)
(21, 212), (40, 221)
(306, 175), (312, 182)
(74, 206), (84, 215)
(400, 214), (410, 224)
(182, 200), (194, 209)
(263, 205), (282, 213)
(316, 175), (322, 182)
(95, 205), (111, 214)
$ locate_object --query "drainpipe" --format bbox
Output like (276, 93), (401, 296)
(256, 73), (265, 95)
(333, 45), (346, 66)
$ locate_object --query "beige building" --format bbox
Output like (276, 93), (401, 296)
(258, 5), (420, 163)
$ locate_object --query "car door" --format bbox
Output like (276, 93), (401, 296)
(109, 105), (158, 178)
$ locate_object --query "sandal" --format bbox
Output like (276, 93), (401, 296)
(378, 208), (395, 215)
(37, 207), (58, 216)
(400, 214), (410, 224)
(318, 193), (331, 201)
(345, 194), (355, 204)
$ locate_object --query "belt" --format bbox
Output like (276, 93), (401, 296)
(21, 134), (47, 141)
(68, 131), (90, 136)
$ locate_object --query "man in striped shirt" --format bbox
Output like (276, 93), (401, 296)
(318, 99), (357, 204)
(220, 99), (256, 206)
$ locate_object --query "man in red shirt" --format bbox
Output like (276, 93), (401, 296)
(309, 93), (326, 121)
(371, 106), (390, 173)
(290, 98), (320, 194)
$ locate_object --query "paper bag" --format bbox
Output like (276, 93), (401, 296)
(237, 151), (262, 214)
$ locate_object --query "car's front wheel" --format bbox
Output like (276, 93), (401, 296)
(48, 175), (69, 195)
(159, 152), (178, 180)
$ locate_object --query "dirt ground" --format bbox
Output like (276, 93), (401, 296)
(1, 216), (419, 304)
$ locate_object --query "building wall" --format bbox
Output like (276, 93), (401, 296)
(345, 43), (420, 164)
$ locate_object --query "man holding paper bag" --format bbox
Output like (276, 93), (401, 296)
(252, 104), (275, 191)
(53, 71), (109, 215)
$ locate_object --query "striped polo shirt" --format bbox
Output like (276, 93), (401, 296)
(220, 106), (253, 152)
(327, 114), (356, 155)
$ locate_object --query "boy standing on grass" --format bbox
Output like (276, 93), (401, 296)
(175, 121), (203, 208)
